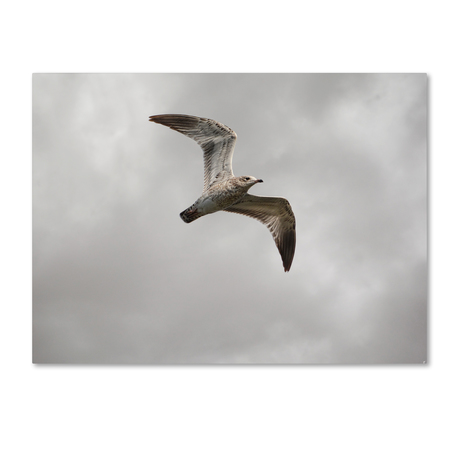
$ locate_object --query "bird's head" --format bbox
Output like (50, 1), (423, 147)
(238, 176), (264, 188)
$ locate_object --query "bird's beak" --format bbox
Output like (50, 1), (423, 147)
(256, 179), (263, 183)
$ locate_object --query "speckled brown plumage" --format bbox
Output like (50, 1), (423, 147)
(149, 114), (296, 272)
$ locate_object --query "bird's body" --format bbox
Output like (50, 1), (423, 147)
(149, 114), (296, 271)
(180, 175), (263, 223)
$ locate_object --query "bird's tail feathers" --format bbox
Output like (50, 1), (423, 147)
(180, 206), (202, 223)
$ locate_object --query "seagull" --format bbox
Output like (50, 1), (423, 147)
(149, 114), (296, 272)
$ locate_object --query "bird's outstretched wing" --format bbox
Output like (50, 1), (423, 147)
(149, 114), (237, 191)
(225, 194), (296, 272)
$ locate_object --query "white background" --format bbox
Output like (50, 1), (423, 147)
(1, 0), (448, 448)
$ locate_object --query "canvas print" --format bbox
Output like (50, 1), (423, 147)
(32, 73), (427, 364)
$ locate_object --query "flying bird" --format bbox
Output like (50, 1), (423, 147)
(149, 114), (296, 272)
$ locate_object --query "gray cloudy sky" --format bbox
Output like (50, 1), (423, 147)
(32, 73), (427, 364)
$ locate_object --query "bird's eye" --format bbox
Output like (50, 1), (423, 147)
(244, 177), (250, 181)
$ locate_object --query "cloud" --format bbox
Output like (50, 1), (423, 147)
(33, 74), (427, 364)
